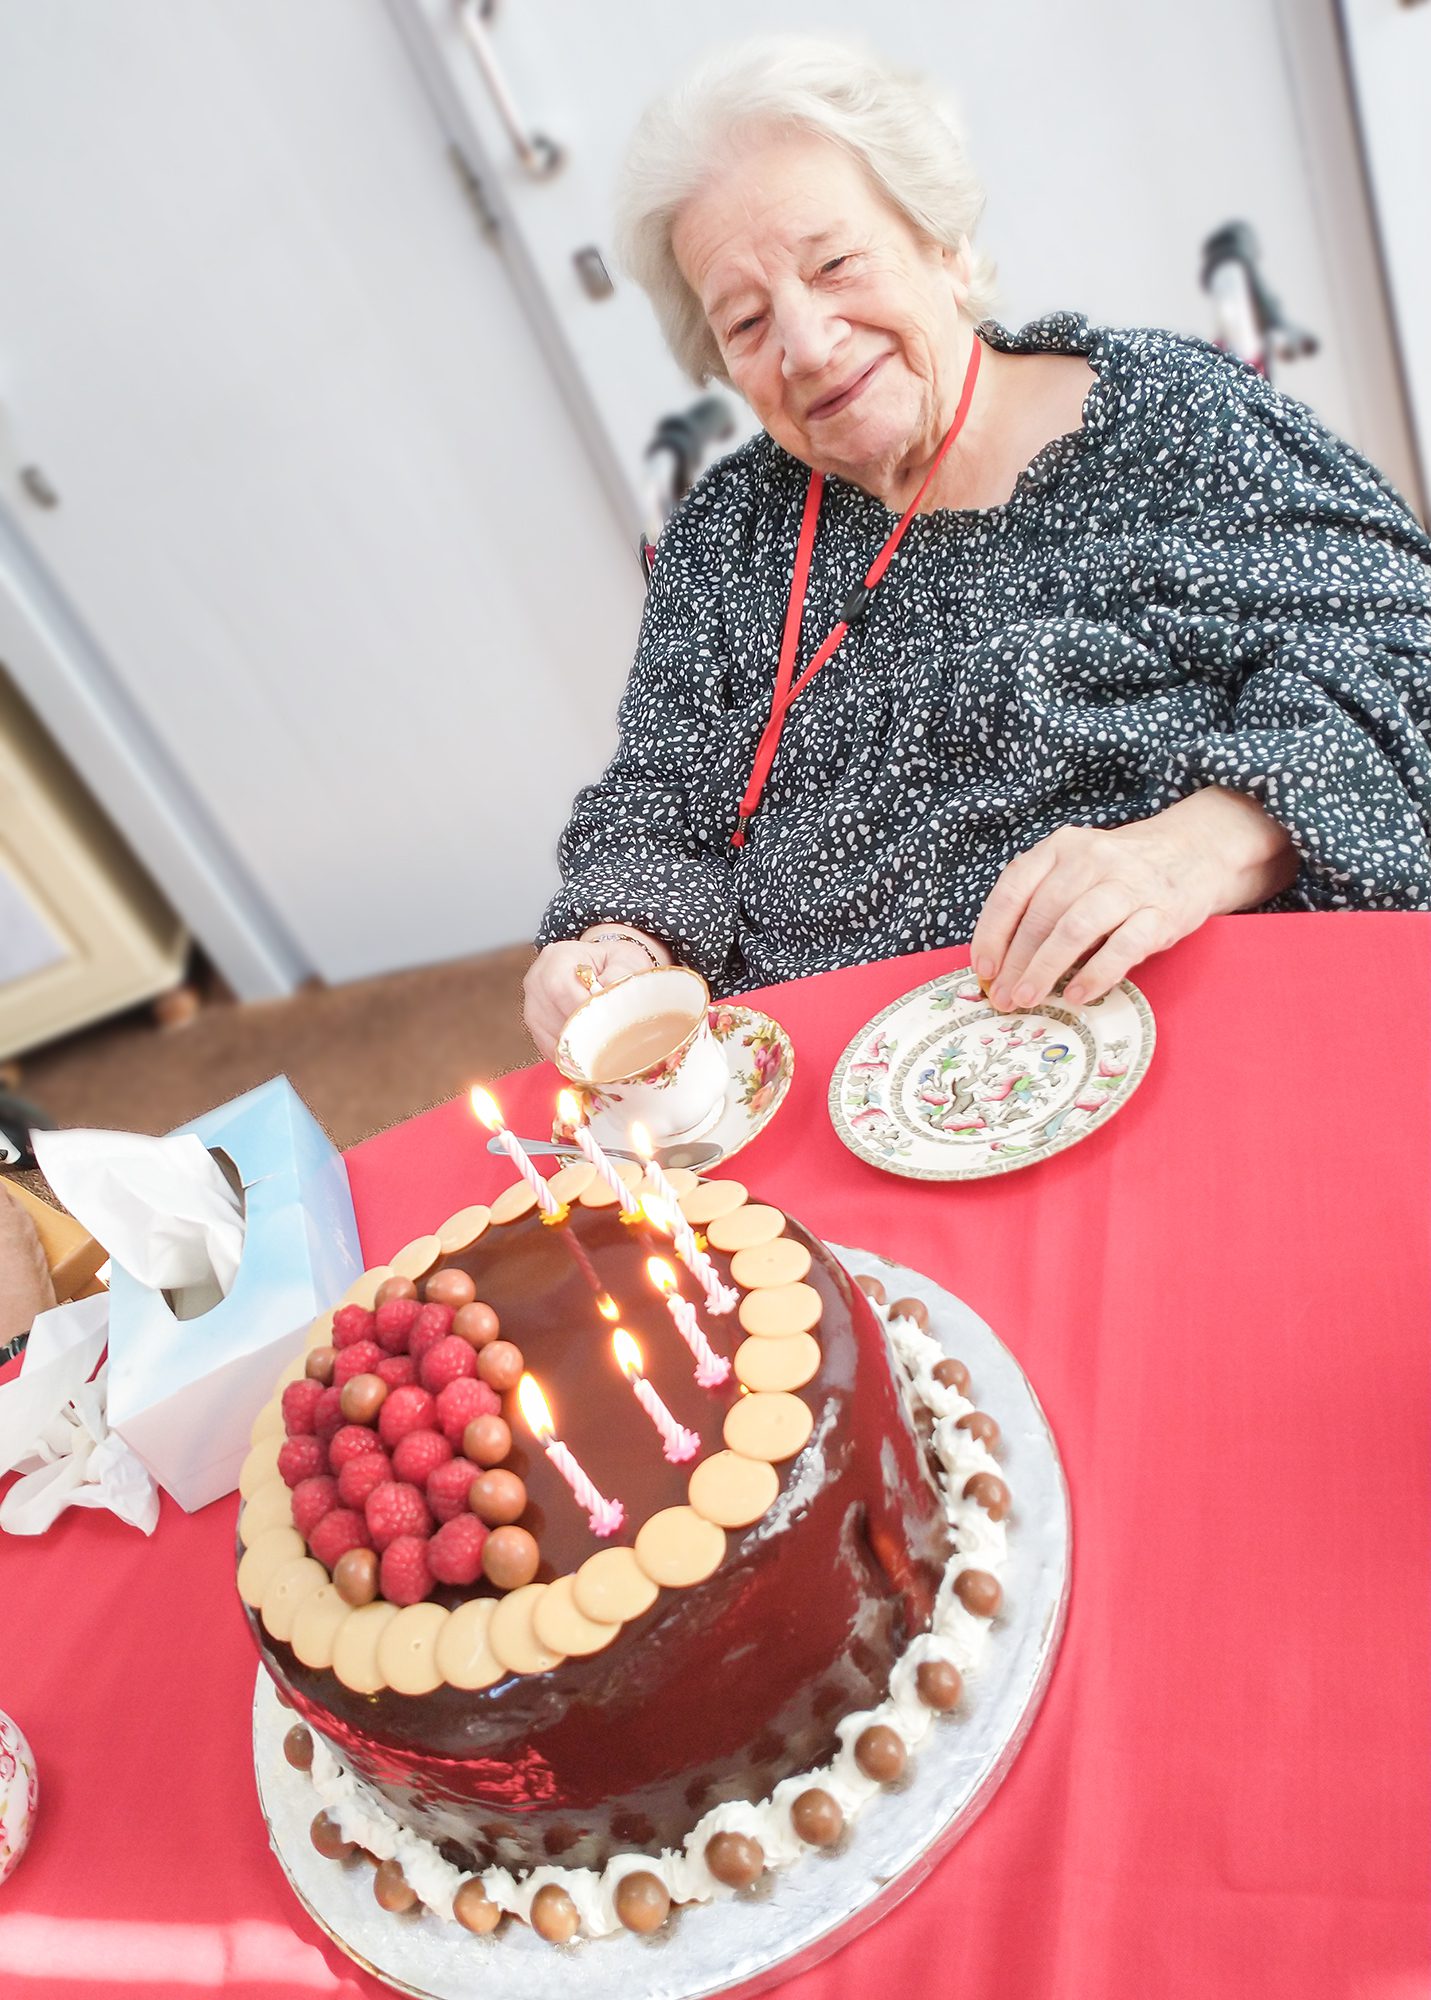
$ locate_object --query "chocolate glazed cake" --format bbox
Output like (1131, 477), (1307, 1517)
(248, 1198), (949, 1866)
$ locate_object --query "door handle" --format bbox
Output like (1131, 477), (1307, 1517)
(456, 1), (563, 179)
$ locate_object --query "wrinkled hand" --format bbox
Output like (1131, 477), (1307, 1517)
(523, 932), (670, 1060)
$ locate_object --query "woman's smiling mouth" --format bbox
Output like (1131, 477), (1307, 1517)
(807, 354), (889, 421)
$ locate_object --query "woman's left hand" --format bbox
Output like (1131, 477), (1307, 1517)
(968, 788), (1299, 1010)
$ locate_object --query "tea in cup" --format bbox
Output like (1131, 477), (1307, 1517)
(555, 965), (728, 1142)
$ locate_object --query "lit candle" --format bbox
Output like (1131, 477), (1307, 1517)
(558, 1090), (642, 1220)
(647, 1256), (731, 1389)
(641, 1192), (740, 1318)
(630, 1121), (682, 1210)
(471, 1087), (565, 1223)
(517, 1373), (624, 1538)
(612, 1328), (700, 1462)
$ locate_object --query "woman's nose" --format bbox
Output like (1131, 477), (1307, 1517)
(778, 292), (845, 379)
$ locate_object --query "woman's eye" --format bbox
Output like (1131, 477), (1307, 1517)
(820, 256), (849, 276)
(729, 315), (761, 339)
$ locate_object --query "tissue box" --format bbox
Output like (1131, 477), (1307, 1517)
(106, 1078), (362, 1511)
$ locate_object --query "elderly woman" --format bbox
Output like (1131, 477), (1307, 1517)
(524, 36), (1431, 1057)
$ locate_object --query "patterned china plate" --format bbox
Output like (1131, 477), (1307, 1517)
(560, 1004), (795, 1171)
(829, 967), (1155, 1180)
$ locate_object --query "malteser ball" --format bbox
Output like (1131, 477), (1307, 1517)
(462, 1414), (512, 1467)
(453, 1877), (501, 1935)
(791, 1788), (844, 1846)
(470, 1468), (527, 1526)
(283, 1724), (314, 1771)
(476, 1339), (524, 1393)
(530, 1882), (580, 1943)
(339, 1372), (388, 1424)
(305, 1345), (336, 1385)
(334, 1546), (380, 1606)
(956, 1409), (1001, 1449)
(963, 1472), (1010, 1521)
(854, 1272), (886, 1305)
(452, 1300), (501, 1350)
(933, 1357), (970, 1395)
(854, 1724), (907, 1783)
(310, 1811), (355, 1860)
(425, 1267), (478, 1309)
(705, 1831), (764, 1888)
(614, 1870), (671, 1934)
(374, 1858), (419, 1912)
(954, 1568), (1003, 1617)
(888, 1295), (929, 1330)
(375, 1275), (419, 1306)
(915, 1659), (964, 1711)
(481, 1524), (540, 1590)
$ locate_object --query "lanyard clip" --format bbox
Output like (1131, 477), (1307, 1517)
(840, 580), (874, 627)
(731, 814), (751, 849)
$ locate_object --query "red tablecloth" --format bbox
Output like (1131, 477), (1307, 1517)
(2, 913), (1428, 1999)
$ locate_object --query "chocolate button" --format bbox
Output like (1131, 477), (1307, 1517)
(290, 1582), (350, 1670)
(573, 1546), (658, 1624)
(437, 1205), (491, 1254)
(332, 1601), (400, 1694)
(640, 1165), (698, 1201)
(547, 1161), (596, 1204)
(239, 1479), (294, 1548)
(722, 1390), (814, 1463)
(490, 1181), (538, 1225)
(249, 1398), (284, 1447)
(687, 1450), (779, 1529)
(578, 1158), (643, 1208)
(730, 1237), (811, 1289)
(306, 1306), (337, 1351)
(237, 1526), (305, 1606)
(734, 1332), (821, 1393)
(238, 1434), (282, 1500)
(434, 1597), (503, 1690)
(390, 1234), (442, 1282)
(737, 1281), (823, 1338)
(679, 1179), (748, 1225)
(260, 1556), (328, 1643)
(489, 1583), (567, 1677)
(706, 1203), (784, 1253)
(342, 1266), (395, 1309)
(377, 1602), (449, 1696)
(634, 1505), (725, 1588)
(533, 1574), (622, 1658)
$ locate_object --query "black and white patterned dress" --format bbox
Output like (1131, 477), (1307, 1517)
(538, 314), (1431, 994)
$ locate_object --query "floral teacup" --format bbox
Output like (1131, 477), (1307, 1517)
(556, 965), (728, 1143)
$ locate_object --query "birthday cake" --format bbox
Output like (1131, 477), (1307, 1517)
(235, 1159), (1010, 1943)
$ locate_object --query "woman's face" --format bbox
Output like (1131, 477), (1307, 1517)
(672, 128), (970, 496)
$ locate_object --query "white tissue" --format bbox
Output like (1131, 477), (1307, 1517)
(0, 1295), (159, 1535)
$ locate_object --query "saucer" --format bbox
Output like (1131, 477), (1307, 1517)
(566, 1004), (794, 1170)
(829, 966), (1155, 1180)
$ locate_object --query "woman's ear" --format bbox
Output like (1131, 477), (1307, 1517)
(942, 234), (974, 310)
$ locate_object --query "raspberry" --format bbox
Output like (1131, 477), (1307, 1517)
(376, 1355), (417, 1390)
(365, 1479), (433, 1551)
(290, 1474), (339, 1538)
(337, 1450), (393, 1509)
(332, 1340), (383, 1388)
(309, 1507), (373, 1570)
(428, 1515), (489, 1586)
(435, 1377), (499, 1447)
(313, 1386), (346, 1442)
(420, 1336), (478, 1396)
(392, 1428), (453, 1486)
(407, 1303), (455, 1368)
(380, 1534), (433, 1607)
(426, 1457), (479, 1523)
(281, 1379), (325, 1436)
(373, 1296), (422, 1355)
(332, 1304), (377, 1351)
(278, 1435), (326, 1488)
(328, 1423), (387, 1473)
(378, 1385), (438, 1450)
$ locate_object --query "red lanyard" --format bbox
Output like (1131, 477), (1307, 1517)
(731, 335), (983, 847)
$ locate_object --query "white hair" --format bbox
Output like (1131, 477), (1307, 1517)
(614, 35), (998, 386)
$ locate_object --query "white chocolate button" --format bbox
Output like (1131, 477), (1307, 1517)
(332, 1601), (400, 1693)
(730, 1238), (812, 1289)
(378, 1603), (450, 1696)
(435, 1597), (504, 1690)
(688, 1451), (780, 1529)
(343, 1266), (395, 1309)
(634, 1506), (725, 1588)
(274, 1353), (307, 1393)
(438, 1205), (491, 1254)
(290, 1583), (350, 1670)
(237, 1526), (306, 1607)
(249, 1398), (284, 1447)
(707, 1204), (785, 1253)
(679, 1179), (748, 1226)
(723, 1391), (814, 1463)
(489, 1584), (567, 1676)
(547, 1162), (596, 1204)
(640, 1165), (698, 1201)
(738, 1281), (823, 1339)
(390, 1234), (442, 1281)
(491, 1181), (538, 1225)
(734, 1333), (821, 1393)
(573, 1546), (659, 1625)
(239, 1433), (282, 1500)
(579, 1158), (643, 1208)
(260, 1556), (328, 1643)
(240, 1479), (294, 1547)
(306, 1306), (336, 1350)
(533, 1574), (621, 1658)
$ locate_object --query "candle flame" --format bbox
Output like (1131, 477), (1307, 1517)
(612, 1327), (642, 1378)
(641, 1194), (673, 1234)
(647, 1255), (676, 1295)
(596, 1292), (620, 1322)
(517, 1372), (554, 1440)
(557, 1089), (581, 1130)
(629, 1121), (655, 1162)
(470, 1086), (503, 1132)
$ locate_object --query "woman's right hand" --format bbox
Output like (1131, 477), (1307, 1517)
(522, 930), (672, 1060)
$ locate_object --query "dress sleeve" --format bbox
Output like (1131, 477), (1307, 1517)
(1144, 348), (1431, 910)
(535, 475), (744, 988)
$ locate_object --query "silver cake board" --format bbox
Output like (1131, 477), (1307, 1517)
(254, 1247), (1072, 1999)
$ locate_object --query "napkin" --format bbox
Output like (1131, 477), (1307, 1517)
(0, 1294), (159, 1535)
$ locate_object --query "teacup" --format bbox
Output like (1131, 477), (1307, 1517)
(555, 965), (728, 1143)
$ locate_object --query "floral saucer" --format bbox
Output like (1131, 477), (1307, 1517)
(566, 1004), (795, 1170)
(829, 967), (1155, 1181)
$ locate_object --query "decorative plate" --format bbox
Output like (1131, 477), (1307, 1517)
(568, 1004), (795, 1171)
(829, 967), (1155, 1180)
